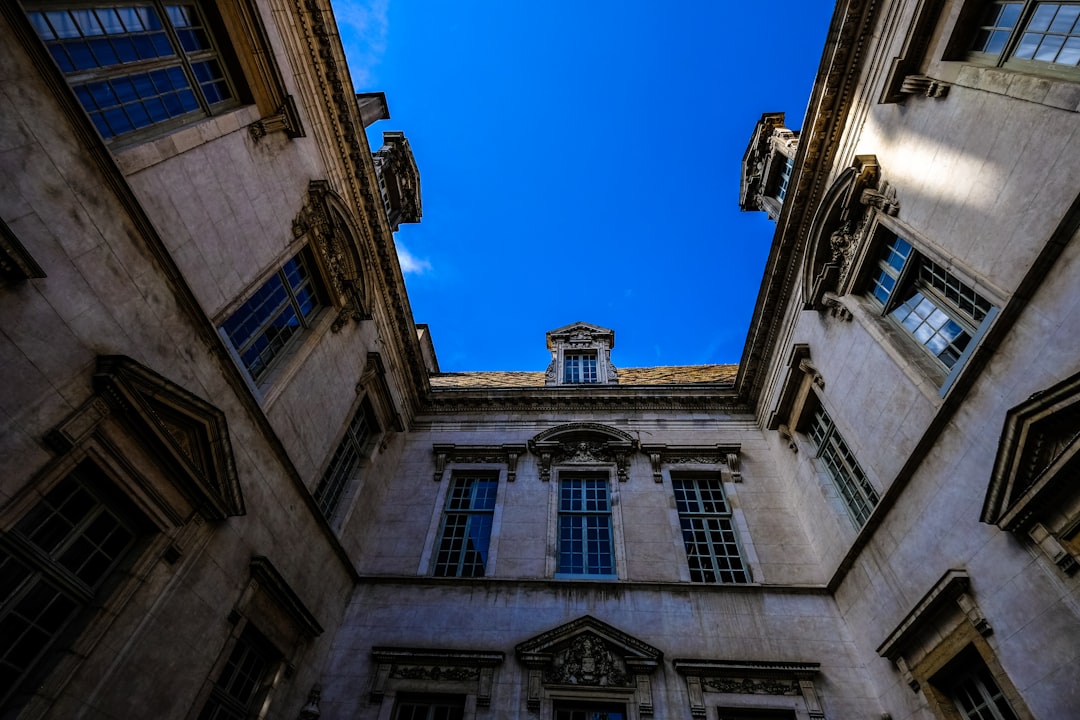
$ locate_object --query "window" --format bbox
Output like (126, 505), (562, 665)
(392, 695), (465, 720)
(971, 1), (1080, 72)
(553, 701), (626, 720)
(949, 664), (1021, 720)
(807, 405), (879, 528)
(563, 352), (599, 384)
(557, 474), (615, 576)
(0, 466), (141, 708)
(26, 1), (239, 142)
(221, 248), (325, 383)
(869, 234), (996, 381)
(313, 397), (378, 523)
(197, 626), (279, 720)
(433, 474), (498, 577)
(672, 474), (750, 583)
(774, 155), (795, 202)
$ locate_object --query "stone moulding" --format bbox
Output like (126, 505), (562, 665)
(249, 556), (323, 637)
(369, 648), (505, 706)
(528, 423), (638, 482)
(46, 355), (244, 521)
(639, 444), (742, 483)
(876, 569), (991, 691)
(515, 615), (662, 715)
(672, 659), (823, 719)
(431, 443), (527, 482)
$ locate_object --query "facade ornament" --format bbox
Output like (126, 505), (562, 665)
(777, 424), (799, 453)
(296, 684), (321, 720)
(530, 423), (637, 482)
(369, 648), (503, 707)
(900, 73), (951, 99)
(248, 95), (305, 141)
(673, 660), (821, 719)
(798, 358), (825, 389)
(431, 443), (526, 482)
(544, 633), (631, 688)
(640, 444), (743, 483)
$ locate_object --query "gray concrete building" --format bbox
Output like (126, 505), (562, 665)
(1, 0), (1079, 719)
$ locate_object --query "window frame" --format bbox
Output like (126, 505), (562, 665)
(555, 471), (617, 579)
(563, 351), (599, 384)
(966, 1), (1080, 79)
(670, 472), (751, 584)
(219, 246), (329, 388)
(803, 401), (880, 529)
(859, 219), (999, 396)
(312, 395), (380, 527)
(432, 472), (499, 578)
(24, 0), (244, 145)
(196, 624), (281, 720)
(0, 463), (149, 711)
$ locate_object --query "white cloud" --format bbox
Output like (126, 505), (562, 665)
(333, 0), (389, 89)
(396, 244), (432, 275)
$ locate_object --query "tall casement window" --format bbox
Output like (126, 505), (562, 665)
(807, 405), (880, 528)
(197, 626), (279, 720)
(433, 474), (498, 577)
(313, 397), (378, 523)
(557, 474), (615, 577)
(563, 352), (599, 384)
(949, 664), (1021, 720)
(221, 248), (325, 384)
(553, 701), (626, 720)
(0, 466), (142, 707)
(869, 234), (996, 386)
(971, 1), (1080, 72)
(672, 474), (750, 584)
(26, 2), (239, 141)
(392, 695), (465, 720)
(774, 155), (795, 202)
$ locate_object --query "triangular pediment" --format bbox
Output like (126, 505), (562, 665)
(94, 356), (244, 519)
(515, 615), (662, 680)
(545, 322), (615, 350)
(984, 371), (1080, 530)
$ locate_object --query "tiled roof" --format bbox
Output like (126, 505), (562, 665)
(430, 365), (737, 389)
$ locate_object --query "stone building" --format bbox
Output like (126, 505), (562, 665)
(1, 0), (1079, 719)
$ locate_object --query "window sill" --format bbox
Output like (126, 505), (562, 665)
(114, 105), (262, 175)
(553, 573), (619, 581)
(953, 65), (1080, 112)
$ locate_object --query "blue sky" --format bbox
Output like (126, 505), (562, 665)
(333, 1), (836, 372)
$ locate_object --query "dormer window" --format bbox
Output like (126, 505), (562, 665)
(544, 322), (619, 386)
(563, 351), (598, 383)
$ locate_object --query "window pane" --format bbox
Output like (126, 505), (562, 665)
(558, 477), (614, 574)
(674, 475), (749, 583)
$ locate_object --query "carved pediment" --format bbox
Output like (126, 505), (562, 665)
(545, 322), (615, 350)
(529, 423), (637, 482)
(516, 616), (661, 713)
(293, 181), (371, 331)
(803, 155), (900, 310)
(984, 372), (1080, 533)
(72, 355), (244, 519)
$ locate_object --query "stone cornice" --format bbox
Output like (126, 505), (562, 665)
(421, 386), (746, 414)
(736, 0), (881, 408)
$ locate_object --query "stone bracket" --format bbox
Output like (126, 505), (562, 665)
(248, 94), (305, 140)
(432, 443), (526, 482)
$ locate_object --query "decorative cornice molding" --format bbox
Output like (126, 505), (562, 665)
(639, 444), (743, 483)
(432, 443), (527, 482)
(737, 0), (882, 407)
(369, 647), (504, 706)
(673, 659), (822, 719)
(249, 556), (323, 637)
(422, 387), (746, 415)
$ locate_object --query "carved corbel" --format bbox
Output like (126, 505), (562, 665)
(537, 451), (553, 482)
(798, 358), (825, 389)
(505, 446), (523, 482)
(956, 591), (992, 637)
(685, 675), (706, 718)
(724, 452), (742, 482)
(1028, 523), (1079, 574)
(900, 74), (950, 99)
(647, 449), (663, 483)
(248, 95), (305, 140)
(821, 292), (853, 321)
(798, 678), (826, 720)
(777, 425), (798, 452)
(433, 445), (450, 482)
(614, 449), (632, 483)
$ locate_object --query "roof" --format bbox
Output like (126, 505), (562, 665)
(430, 364), (738, 389)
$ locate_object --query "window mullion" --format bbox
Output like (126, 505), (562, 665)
(154, 0), (212, 115)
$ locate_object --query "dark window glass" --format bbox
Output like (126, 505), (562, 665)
(434, 475), (498, 577)
(558, 475), (614, 575)
(673, 474), (750, 583)
(313, 397), (379, 523)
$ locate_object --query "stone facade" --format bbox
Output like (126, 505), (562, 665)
(2, 0), (1079, 720)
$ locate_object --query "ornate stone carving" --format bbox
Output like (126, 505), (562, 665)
(390, 665), (480, 682)
(369, 648), (504, 706)
(432, 443), (526, 482)
(674, 660), (821, 719)
(544, 633), (631, 687)
(640, 444), (743, 483)
(248, 95), (305, 140)
(516, 616), (662, 715)
(530, 424), (636, 482)
(899, 73), (950, 98)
